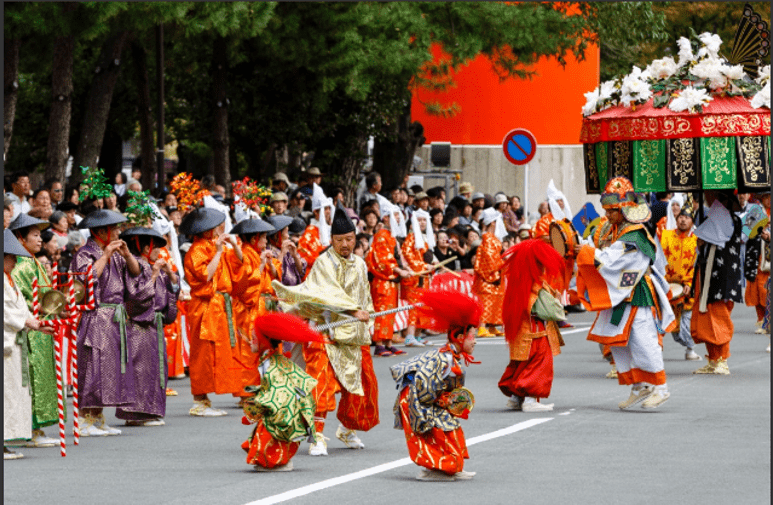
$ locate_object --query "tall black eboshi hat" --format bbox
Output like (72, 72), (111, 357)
(331, 202), (356, 235)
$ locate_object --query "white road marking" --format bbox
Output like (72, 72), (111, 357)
(243, 418), (554, 505)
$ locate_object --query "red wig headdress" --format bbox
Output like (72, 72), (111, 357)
(502, 239), (564, 344)
(418, 289), (481, 339)
(252, 312), (327, 354)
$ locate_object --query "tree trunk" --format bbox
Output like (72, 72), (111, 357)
(71, 30), (130, 184)
(98, 127), (123, 182)
(372, 101), (426, 191)
(212, 36), (231, 194)
(339, 133), (368, 207)
(45, 30), (76, 183)
(4, 38), (21, 160)
(131, 41), (157, 193)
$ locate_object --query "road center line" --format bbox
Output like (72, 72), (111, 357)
(243, 418), (554, 505)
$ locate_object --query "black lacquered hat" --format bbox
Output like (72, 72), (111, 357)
(230, 218), (275, 236)
(266, 215), (293, 236)
(178, 207), (225, 236)
(4, 228), (32, 257)
(9, 213), (50, 233)
(119, 227), (168, 248)
(77, 209), (127, 230)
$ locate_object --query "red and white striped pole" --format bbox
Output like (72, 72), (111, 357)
(54, 321), (66, 457)
(32, 277), (39, 318)
(66, 275), (79, 445)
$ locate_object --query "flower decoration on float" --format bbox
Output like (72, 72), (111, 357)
(78, 166), (114, 202)
(124, 190), (160, 227)
(169, 172), (210, 213)
(582, 29), (771, 116)
(231, 177), (273, 217)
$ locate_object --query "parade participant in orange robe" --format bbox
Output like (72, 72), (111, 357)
(473, 208), (506, 337)
(181, 208), (243, 416)
(367, 203), (411, 357)
(498, 240), (565, 412)
(744, 193), (770, 331)
(401, 209), (439, 347)
(272, 203), (379, 457)
(297, 184), (332, 277)
(229, 218), (279, 398)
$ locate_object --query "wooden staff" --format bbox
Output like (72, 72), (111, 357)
(411, 255), (458, 277)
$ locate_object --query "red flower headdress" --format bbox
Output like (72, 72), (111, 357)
(169, 173), (210, 213)
(232, 177), (273, 217)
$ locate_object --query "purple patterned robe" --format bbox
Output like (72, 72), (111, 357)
(71, 239), (137, 408)
(117, 261), (178, 420)
(271, 245), (307, 287)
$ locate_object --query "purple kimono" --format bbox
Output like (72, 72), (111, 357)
(270, 245), (307, 287)
(117, 261), (178, 420)
(71, 239), (137, 408)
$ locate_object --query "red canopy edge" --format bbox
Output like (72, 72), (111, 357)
(580, 96), (770, 143)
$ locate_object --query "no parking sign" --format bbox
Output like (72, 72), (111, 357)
(502, 128), (537, 165)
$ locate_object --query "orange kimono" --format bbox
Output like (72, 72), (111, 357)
(472, 233), (504, 325)
(400, 233), (430, 328)
(184, 238), (242, 396)
(157, 247), (187, 379)
(533, 213), (554, 241)
(229, 244), (282, 396)
(366, 229), (400, 343)
(298, 225), (325, 279)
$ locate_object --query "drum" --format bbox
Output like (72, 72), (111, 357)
(446, 387), (475, 417)
(668, 283), (685, 301)
(549, 220), (580, 259)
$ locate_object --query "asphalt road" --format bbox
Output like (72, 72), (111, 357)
(5, 304), (770, 505)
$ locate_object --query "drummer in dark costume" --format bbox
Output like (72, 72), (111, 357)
(660, 206), (701, 361)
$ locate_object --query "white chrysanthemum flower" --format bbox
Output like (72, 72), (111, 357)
(582, 88), (600, 116)
(750, 81), (770, 109)
(598, 80), (617, 101)
(697, 32), (722, 59)
(647, 56), (678, 79)
(720, 64), (745, 81)
(620, 77), (652, 106)
(692, 58), (726, 89)
(669, 86), (713, 112)
(677, 37), (694, 67)
(756, 65), (770, 84)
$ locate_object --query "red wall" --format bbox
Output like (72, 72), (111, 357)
(411, 44), (600, 146)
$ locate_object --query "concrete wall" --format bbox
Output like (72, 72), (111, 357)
(415, 144), (600, 224)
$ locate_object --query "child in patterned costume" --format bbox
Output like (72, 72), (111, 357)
(390, 289), (481, 482)
(241, 312), (322, 472)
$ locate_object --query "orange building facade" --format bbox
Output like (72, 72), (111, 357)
(411, 44), (600, 146)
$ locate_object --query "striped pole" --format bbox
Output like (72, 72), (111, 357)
(315, 303), (423, 333)
(84, 264), (95, 310)
(32, 277), (39, 317)
(66, 275), (79, 445)
(54, 322), (66, 457)
(52, 262), (59, 290)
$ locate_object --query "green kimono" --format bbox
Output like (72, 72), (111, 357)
(12, 257), (66, 429)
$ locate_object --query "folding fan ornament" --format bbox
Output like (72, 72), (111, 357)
(169, 172), (210, 212)
(78, 166), (114, 202)
(728, 3), (770, 78)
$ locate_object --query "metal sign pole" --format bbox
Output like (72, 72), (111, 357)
(524, 163), (529, 224)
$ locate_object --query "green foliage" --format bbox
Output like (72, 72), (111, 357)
(124, 189), (160, 227)
(78, 166), (113, 201)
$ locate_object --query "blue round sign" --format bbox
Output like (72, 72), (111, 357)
(502, 129), (537, 165)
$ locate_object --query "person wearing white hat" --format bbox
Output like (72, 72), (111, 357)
(473, 208), (507, 337)
(655, 193), (684, 240)
(297, 184), (333, 276)
(5, 229), (54, 460)
(400, 209), (440, 347)
(366, 201), (412, 357)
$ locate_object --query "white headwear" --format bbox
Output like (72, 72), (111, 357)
(665, 193), (685, 231)
(203, 194), (232, 233)
(695, 199), (733, 247)
(149, 201), (187, 289)
(376, 195), (406, 238)
(311, 183), (332, 246)
(546, 179), (573, 221)
(411, 209), (435, 250)
(481, 208), (507, 240)
(233, 197), (259, 224)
